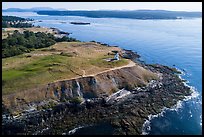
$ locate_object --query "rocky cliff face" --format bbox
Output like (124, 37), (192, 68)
(2, 63), (192, 135)
(3, 64), (157, 114)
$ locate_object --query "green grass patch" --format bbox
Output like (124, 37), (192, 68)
(69, 97), (83, 104)
(2, 54), (74, 94)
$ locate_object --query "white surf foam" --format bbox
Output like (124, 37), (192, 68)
(200, 115), (202, 127)
(142, 68), (200, 135)
(66, 124), (94, 135)
(67, 126), (85, 135)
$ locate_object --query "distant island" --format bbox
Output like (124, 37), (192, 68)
(2, 8), (201, 20)
(70, 22), (91, 25)
(2, 7), (66, 12)
(35, 10), (202, 20)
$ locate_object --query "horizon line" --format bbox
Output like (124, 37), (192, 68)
(2, 8), (202, 12)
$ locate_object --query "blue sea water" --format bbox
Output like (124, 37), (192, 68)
(3, 12), (202, 135)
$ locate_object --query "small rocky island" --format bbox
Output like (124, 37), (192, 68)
(70, 22), (91, 25)
(2, 39), (192, 135)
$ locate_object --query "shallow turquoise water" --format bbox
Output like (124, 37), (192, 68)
(3, 12), (202, 135)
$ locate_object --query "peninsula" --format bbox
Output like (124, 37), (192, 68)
(2, 25), (192, 135)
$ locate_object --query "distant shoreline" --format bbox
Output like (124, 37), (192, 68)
(2, 9), (202, 20)
(35, 10), (201, 20)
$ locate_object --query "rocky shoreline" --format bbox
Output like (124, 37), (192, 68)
(2, 49), (192, 135)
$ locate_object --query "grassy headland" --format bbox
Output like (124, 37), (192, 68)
(2, 41), (130, 95)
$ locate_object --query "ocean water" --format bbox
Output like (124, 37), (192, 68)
(3, 12), (202, 135)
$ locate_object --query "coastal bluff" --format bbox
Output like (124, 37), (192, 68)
(3, 63), (157, 113)
(2, 41), (192, 135)
(2, 41), (156, 114)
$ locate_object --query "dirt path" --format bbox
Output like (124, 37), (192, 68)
(52, 60), (136, 83)
(85, 60), (136, 77)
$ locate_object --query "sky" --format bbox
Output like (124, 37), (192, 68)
(2, 2), (202, 12)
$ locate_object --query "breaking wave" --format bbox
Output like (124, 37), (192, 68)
(142, 69), (199, 135)
(66, 126), (85, 135)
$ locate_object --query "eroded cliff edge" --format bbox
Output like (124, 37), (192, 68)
(2, 49), (192, 135)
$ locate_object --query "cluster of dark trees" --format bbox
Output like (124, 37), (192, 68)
(2, 30), (78, 58)
(2, 16), (30, 22)
(2, 16), (34, 28)
(2, 22), (34, 28)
